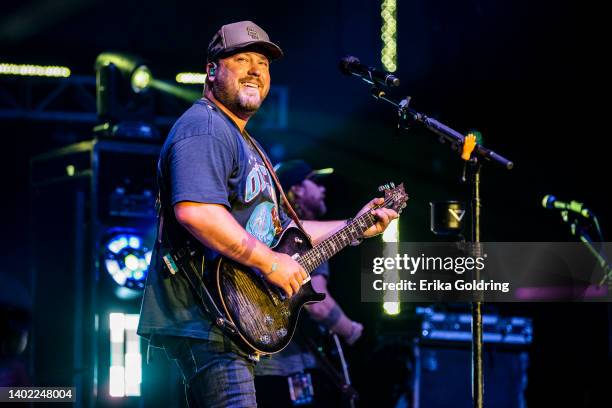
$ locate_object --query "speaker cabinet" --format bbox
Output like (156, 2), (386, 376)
(412, 341), (528, 408)
(30, 138), (174, 407)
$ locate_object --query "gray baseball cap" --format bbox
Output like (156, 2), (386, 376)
(207, 21), (284, 62)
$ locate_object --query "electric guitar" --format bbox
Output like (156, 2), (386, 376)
(195, 183), (408, 355)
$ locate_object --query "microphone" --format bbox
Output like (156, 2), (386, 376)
(339, 56), (400, 87)
(542, 195), (592, 218)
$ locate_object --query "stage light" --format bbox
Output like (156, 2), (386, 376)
(103, 233), (152, 292)
(382, 218), (400, 315)
(0, 62), (71, 78)
(131, 65), (152, 93)
(95, 52), (152, 92)
(381, 0), (398, 72)
(383, 301), (401, 315)
(175, 72), (207, 84)
(382, 218), (399, 242)
(94, 52), (155, 126)
(109, 313), (142, 397)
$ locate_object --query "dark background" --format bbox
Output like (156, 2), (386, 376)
(1, 0), (609, 407)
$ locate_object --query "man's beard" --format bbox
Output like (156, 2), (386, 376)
(213, 75), (264, 116)
(296, 199), (327, 220)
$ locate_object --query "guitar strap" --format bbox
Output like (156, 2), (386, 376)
(242, 130), (310, 241)
(155, 162), (240, 340)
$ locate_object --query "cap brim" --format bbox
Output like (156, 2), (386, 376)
(215, 41), (284, 61)
(308, 168), (334, 179)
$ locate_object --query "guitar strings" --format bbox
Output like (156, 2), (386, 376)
(297, 194), (399, 273)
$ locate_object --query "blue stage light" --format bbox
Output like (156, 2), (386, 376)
(103, 233), (151, 291)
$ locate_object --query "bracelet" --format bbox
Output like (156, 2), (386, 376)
(267, 255), (279, 275)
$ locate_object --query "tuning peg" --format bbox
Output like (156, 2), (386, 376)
(378, 185), (385, 192)
(390, 182), (395, 188)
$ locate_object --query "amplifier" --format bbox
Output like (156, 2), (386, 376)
(411, 307), (531, 408)
(416, 307), (533, 345)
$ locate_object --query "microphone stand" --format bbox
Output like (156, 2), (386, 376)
(560, 211), (611, 287)
(369, 87), (513, 408)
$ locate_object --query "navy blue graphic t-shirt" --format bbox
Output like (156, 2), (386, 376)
(137, 98), (289, 341)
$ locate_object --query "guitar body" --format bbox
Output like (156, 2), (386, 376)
(214, 226), (325, 354)
(202, 183), (408, 355)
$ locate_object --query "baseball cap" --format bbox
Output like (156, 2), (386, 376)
(273, 160), (334, 192)
(207, 20), (284, 62)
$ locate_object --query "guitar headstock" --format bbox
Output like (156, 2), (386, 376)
(379, 182), (409, 214)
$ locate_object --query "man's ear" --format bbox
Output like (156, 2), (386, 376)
(206, 62), (218, 80)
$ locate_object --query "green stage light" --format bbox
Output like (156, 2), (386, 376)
(175, 72), (207, 84)
(131, 65), (152, 93)
(0, 62), (71, 78)
(383, 301), (401, 315)
(95, 52), (152, 93)
(381, 0), (398, 72)
(94, 52), (155, 125)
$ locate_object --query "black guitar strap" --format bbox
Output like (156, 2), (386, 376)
(156, 161), (239, 339)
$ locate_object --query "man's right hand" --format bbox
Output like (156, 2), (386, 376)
(263, 253), (308, 298)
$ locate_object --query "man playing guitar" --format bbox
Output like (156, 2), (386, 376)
(137, 20), (397, 408)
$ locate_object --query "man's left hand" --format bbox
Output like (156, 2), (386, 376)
(356, 197), (399, 239)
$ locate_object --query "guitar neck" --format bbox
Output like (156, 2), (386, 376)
(298, 211), (377, 273)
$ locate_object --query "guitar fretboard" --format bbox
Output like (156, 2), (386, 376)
(297, 209), (378, 273)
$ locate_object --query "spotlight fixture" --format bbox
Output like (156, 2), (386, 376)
(103, 233), (152, 292)
(130, 65), (153, 93)
(94, 52), (156, 132)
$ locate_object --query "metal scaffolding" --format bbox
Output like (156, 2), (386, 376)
(0, 75), (288, 130)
